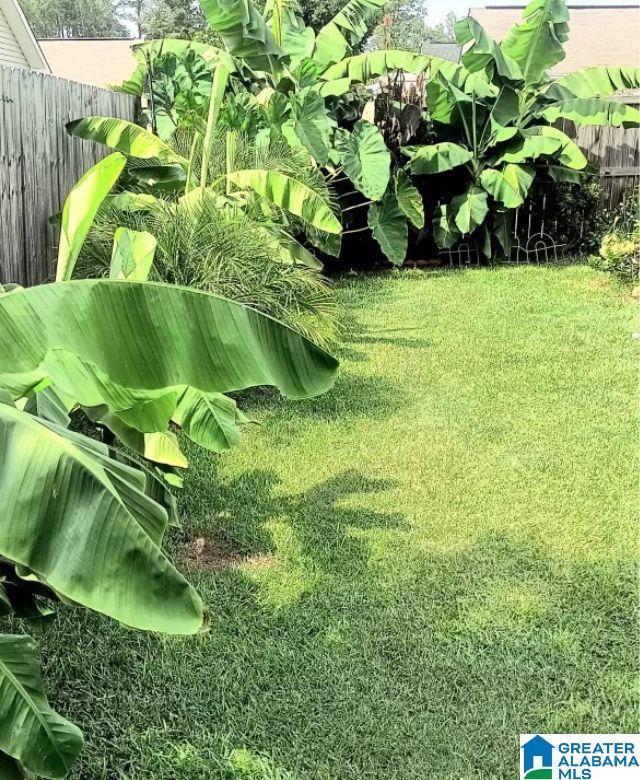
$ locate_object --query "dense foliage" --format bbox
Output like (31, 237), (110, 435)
(120, 0), (639, 267)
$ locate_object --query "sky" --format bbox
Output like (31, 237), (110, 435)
(427, 0), (640, 24)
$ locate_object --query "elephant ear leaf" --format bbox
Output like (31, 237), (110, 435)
(500, 0), (570, 86)
(451, 186), (489, 235)
(395, 170), (424, 229)
(480, 164), (535, 208)
(368, 189), (408, 266)
(545, 66), (640, 100)
(335, 120), (390, 201)
(67, 117), (186, 165)
(56, 152), (126, 282)
(403, 142), (473, 175)
(199, 0), (283, 69)
(432, 203), (460, 249)
(0, 751), (22, 779)
(0, 634), (84, 779)
(291, 91), (333, 165)
(227, 169), (341, 233)
(313, 0), (386, 67)
(110, 228), (157, 280)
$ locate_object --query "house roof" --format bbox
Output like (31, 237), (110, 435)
(0, 0), (49, 70)
(468, 4), (640, 76)
(420, 41), (462, 61)
(37, 38), (141, 88)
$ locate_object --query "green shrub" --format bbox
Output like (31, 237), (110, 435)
(590, 189), (639, 283)
(78, 193), (338, 348)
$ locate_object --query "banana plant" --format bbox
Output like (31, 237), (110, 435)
(117, 0), (434, 263)
(398, 0), (640, 259)
(0, 263), (338, 777)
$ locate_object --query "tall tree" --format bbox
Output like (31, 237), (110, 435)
(21, 0), (127, 38)
(370, 2), (458, 51)
(142, 0), (206, 39)
(116, 0), (147, 37)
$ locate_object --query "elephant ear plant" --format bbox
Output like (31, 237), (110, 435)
(0, 174), (338, 777)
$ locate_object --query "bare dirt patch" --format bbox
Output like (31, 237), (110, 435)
(181, 535), (276, 572)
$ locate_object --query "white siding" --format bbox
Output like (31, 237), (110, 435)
(0, 5), (28, 68)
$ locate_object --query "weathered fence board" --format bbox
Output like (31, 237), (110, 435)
(0, 66), (137, 285)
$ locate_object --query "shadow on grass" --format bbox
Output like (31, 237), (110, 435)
(44, 484), (638, 779)
(235, 371), (408, 423)
(176, 461), (405, 564)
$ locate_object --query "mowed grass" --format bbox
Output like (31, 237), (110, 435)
(43, 265), (638, 779)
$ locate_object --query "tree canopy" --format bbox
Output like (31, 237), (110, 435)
(21, 0), (127, 38)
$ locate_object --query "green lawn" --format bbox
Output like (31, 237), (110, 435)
(45, 264), (638, 779)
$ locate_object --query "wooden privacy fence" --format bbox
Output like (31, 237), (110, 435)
(0, 66), (138, 286)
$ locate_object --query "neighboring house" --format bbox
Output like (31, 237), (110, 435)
(37, 38), (141, 88)
(420, 40), (462, 61)
(468, 4), (640, 76)
(0, 0), (48, 70)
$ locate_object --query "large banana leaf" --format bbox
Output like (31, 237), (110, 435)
(545, 66), (640, 100)
(264, 0), (315, 61)
(426, 74), (477, 131)
(320, 49), (431, 82)
(521, 125), (586, 169)
(538, 98), (640, 128)
(403, 142), (473, 175)
(0, 634), (83, 778)
(0, 401), (201, 632)
(480, 164), (534, 208)
(455, 16), (522, 80)
(335, 120), (390, 201)
(313, 0), (386, 67)
(133, 38), (236, 72)
(452, 186), (489, 234)
(67, 117), (187, 165)
(493, 134), (562, 165)
(56, 153), (126, 282)
(227, 169), (341, 233)
(500, 0), (569, 86)
(394, 170), (424, 229)
(199, 0), (283, 69)
(368, 190), (407, 266)
(0, 281), (338, 406)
